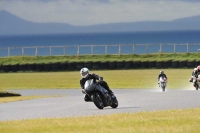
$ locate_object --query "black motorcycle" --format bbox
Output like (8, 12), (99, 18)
(82, 79), (118, 109)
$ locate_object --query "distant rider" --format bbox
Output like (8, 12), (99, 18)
(189, 66), (200, 84)
(80, 67), (116, 101)
(158, 70), (167, 87)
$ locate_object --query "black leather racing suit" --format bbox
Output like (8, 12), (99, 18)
(158, 74), (167, 80)
(80, 73), (113, 101)
(192, 69), (200, 78)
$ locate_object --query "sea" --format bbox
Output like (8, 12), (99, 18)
(0, 30), (200, 56)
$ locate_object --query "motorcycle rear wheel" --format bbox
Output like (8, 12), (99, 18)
(92, 93), (104, 109)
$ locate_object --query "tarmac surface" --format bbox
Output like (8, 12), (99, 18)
(0, 89), (200, 121)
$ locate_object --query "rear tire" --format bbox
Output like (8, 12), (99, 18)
(92, 93), (104, 109)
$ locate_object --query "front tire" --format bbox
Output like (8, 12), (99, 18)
(92, 93), (104, 109)
(195, 83), (199, 90)
(161, 83), (166, 92)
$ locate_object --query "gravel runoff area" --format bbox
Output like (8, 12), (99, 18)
(0, 88), (200, 121)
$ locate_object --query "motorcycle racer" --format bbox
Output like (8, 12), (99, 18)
(193, 66), (200, 77)
(158, 70), (167, 87)
(80, 67), (116, 101)
(189, 66), (200, 87)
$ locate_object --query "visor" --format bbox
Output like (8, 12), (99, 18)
(81, 72), (88, 76)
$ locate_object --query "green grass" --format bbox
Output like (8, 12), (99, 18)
(0, 108), (200, 133)
(0, 53), (200, 65)
(0, 69), (193, 90)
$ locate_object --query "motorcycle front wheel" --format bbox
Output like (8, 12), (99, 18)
(195, 83), (199, 90)
(161, 83), (166, 92)
(91, 93), (104, 109)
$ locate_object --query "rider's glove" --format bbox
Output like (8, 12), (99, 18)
(98, 77), (103, 83)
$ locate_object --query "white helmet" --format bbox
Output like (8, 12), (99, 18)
(160, 70), (164, 74)
(80, 67), (89, 78)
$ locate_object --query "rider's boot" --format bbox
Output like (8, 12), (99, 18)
(108, 89), (116, 99)
(102, 81), (116, 99)
(84, 94), (91, 102)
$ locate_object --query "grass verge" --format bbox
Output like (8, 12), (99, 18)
(0, 53), (200, 65)
(0, 108), (200, 133)
(0, 69), (194, 90)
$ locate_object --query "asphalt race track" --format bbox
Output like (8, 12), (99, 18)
(1, 89), (200, 121)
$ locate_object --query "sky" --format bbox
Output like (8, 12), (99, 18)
(0, 0), (200, 26)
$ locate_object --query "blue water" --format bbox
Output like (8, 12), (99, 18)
(0, 30), (200, 56)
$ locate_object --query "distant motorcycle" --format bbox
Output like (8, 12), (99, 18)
(189, 75), (200, 90)
(159, 76), (167, 91)
(82, 79), (118, 109)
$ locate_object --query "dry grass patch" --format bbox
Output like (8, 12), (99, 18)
(0, 108), (200, 133)
(0, 95), (64, 103)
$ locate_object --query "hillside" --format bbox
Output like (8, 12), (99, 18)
(1, 10), (200, 35)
